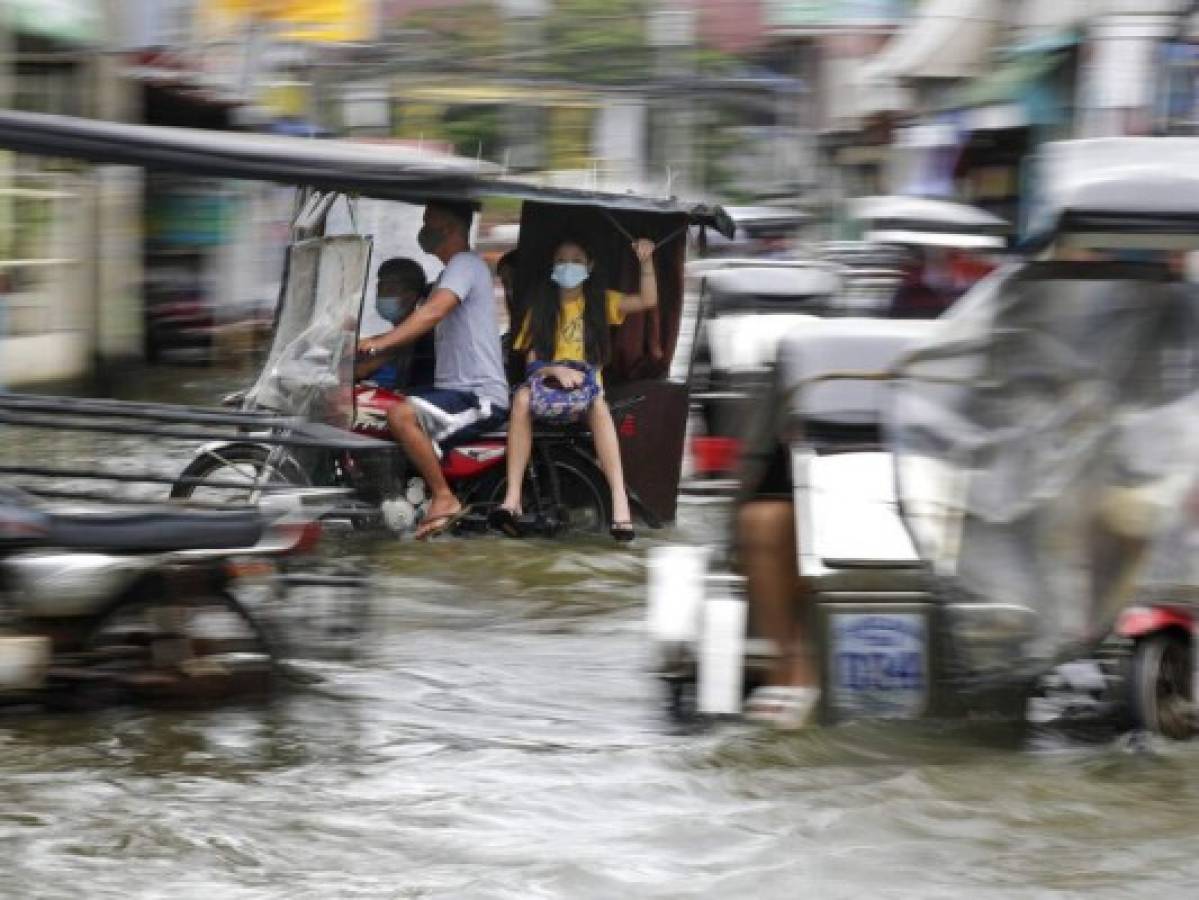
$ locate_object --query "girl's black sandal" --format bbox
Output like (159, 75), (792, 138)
(488, 506), (522, 538)
(610, 521), (635, 543)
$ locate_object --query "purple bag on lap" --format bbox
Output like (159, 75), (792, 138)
(526, 361), (600, 424)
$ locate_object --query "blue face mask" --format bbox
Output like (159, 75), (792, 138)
(551, 262), (589, 290)
(377, 293), (413, 324)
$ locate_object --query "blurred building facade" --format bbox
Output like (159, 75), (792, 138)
(782, 0), (1199, 235)
(0, 0), (141, 386)
(6, 0), (1199, 384)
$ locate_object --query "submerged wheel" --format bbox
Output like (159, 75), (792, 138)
(1129, 632), (1193, 740)
(171, 444), (306, 505)
(485, 454), (609, 536)
(85, 590), (278, 705)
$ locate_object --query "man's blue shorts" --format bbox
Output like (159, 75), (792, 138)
(405, 388), (508, 450)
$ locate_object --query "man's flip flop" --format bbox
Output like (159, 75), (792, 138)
(415, 505), (471, 541)
(487, 506), (522, 538)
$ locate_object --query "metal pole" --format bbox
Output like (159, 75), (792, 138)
(0, 11), (12, 391)
(498, 2), (547, 171)
(650, 3), (695, 195)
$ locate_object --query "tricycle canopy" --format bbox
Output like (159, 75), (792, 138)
(0, 110), (732, 232)
(700, 205), (809, 252)
(704, 265), (841, 312)
(849, 195), (1009, 249)
(1033, 137), (1199, 248)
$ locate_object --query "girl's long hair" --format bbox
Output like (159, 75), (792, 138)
(527, 238), (611, 366)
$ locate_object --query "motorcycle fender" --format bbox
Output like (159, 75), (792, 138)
(5, 553), (157, 618)
(1116, 605), (1194, 639)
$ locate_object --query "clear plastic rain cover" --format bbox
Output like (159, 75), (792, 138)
(245, 235), (372, 428)
(890, 260), (1199, 676)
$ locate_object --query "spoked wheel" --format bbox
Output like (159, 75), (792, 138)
(85, 591), (278, 705)
(171, 444), (306, 505)
(1129, 632), (1194, 740)
(485, 454), (609, 536)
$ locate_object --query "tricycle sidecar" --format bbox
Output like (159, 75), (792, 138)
(0, 110), (734, 537)
(650, 137), (1199, 737)
(651, 315), (1033, 725)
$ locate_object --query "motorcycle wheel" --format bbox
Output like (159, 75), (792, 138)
(483, 453), (610, 536)
(171, 443), (307, 505)
(84, 590), (278, 705)
(1129, 631), (1193, 740)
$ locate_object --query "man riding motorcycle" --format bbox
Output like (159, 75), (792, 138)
(356, 201), (509, 539)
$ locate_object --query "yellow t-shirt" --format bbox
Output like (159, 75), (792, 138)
(515, 290), (626, 362)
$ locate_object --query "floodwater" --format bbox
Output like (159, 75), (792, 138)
(4, 369), (1199, 898)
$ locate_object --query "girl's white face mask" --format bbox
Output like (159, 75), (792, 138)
(551, 262), (589, 290)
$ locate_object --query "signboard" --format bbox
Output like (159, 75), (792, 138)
(828, 610), (929, 718)
(203, 0), (373, 43)
(147, 185), (236, 248)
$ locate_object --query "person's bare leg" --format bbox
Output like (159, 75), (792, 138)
(587, 397), (631, 524)
(737, 500), (815, 687)
(500, 387), (532, 513)
(387, 402), (459, 527)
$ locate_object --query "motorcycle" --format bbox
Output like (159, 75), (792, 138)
(0, 110), (728, 536)
(350, 381), (648, 536)
(171, 381), (643, 537)
(0, 485), (351, 708)
(156, 181), (716, 535)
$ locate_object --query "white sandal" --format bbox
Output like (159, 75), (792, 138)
(744, 686), (821, 730)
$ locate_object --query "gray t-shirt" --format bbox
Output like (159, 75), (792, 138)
(432, 250), (509, 410)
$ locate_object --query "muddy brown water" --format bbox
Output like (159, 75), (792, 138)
(1, 368), (1198, 898)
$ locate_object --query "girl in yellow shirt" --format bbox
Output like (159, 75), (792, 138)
(491, 235), (657, 541)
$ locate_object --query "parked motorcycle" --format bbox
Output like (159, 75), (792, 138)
(0, 486), (340, 708)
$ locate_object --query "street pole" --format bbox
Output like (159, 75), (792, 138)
(498, 0), (547, 172)
(0, 10), (12, 391)
(649, 2), (696, 196)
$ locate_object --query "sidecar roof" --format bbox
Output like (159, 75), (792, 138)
(704, 265), (841, 300)
(0, 109), (732, 235)
(849, 195), (1009, 249)
(1038, 137), (1199, 247)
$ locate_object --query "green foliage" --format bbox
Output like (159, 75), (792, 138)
(440, 105), (504, 159)
(399, 0), (743, 84)
(483, 195), (524, 223)
(404, 1), (507, 67)
(538, 0), (652, 84)
(395, 0), (756, 193)
(400, 0), (719, 85)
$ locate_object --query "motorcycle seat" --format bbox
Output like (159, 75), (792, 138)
(44, 507), (265, 553)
